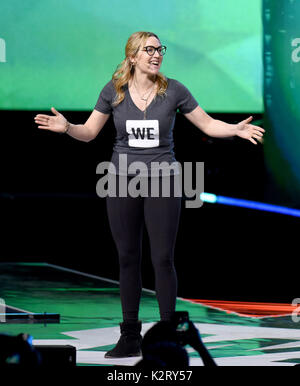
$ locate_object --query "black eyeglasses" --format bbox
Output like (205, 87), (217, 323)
(141, 46), (167, 56)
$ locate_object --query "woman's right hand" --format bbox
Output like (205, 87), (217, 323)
(34, 107), (69, 133)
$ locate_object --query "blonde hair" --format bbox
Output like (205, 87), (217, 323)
(112, 31), (168, 106)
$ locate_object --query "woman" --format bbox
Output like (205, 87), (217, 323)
(34, 31), (264, 358)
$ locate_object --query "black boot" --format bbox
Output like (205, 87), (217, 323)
(105, 320), (143, 358)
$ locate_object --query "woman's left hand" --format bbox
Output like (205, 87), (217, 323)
(235, 116), (265, 145)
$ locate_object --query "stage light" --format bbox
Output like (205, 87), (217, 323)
(200, 192), (217, 203)
(200, 192), (300, 218)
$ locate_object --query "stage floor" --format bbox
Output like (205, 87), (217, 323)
(0, 262), (300, 366)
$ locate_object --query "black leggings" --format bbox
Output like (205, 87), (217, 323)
(106, 174), (182, 322)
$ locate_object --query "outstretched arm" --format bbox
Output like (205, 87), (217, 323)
(184, 106), (265, 145)
(34, 107), (110, 142)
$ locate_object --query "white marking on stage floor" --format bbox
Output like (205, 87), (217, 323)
(33, 322), (300, 366)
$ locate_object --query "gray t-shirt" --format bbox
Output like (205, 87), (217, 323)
(94, 77), (198, 176)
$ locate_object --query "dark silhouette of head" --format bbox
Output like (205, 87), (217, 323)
(136, 321), (189, 367)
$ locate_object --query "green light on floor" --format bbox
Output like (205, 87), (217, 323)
(46, 288), (120, 292)
(17, 262), (47, 267)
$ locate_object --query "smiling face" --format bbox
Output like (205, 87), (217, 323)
(131, 36), (163, 76)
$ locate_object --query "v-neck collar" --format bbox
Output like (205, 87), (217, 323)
(125, 83), (156, 114)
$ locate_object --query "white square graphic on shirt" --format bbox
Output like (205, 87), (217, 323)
(126, 120), (159, 148)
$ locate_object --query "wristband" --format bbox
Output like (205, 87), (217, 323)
(64, 121), (70, 134)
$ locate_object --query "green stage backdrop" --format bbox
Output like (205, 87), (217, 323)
(263, 0), (300, 207)
(0, 0), (262, 112)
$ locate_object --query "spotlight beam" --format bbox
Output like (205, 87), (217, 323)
(200, 193), (300, 218)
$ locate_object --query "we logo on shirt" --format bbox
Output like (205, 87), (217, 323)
(126, 120), (159, 148)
